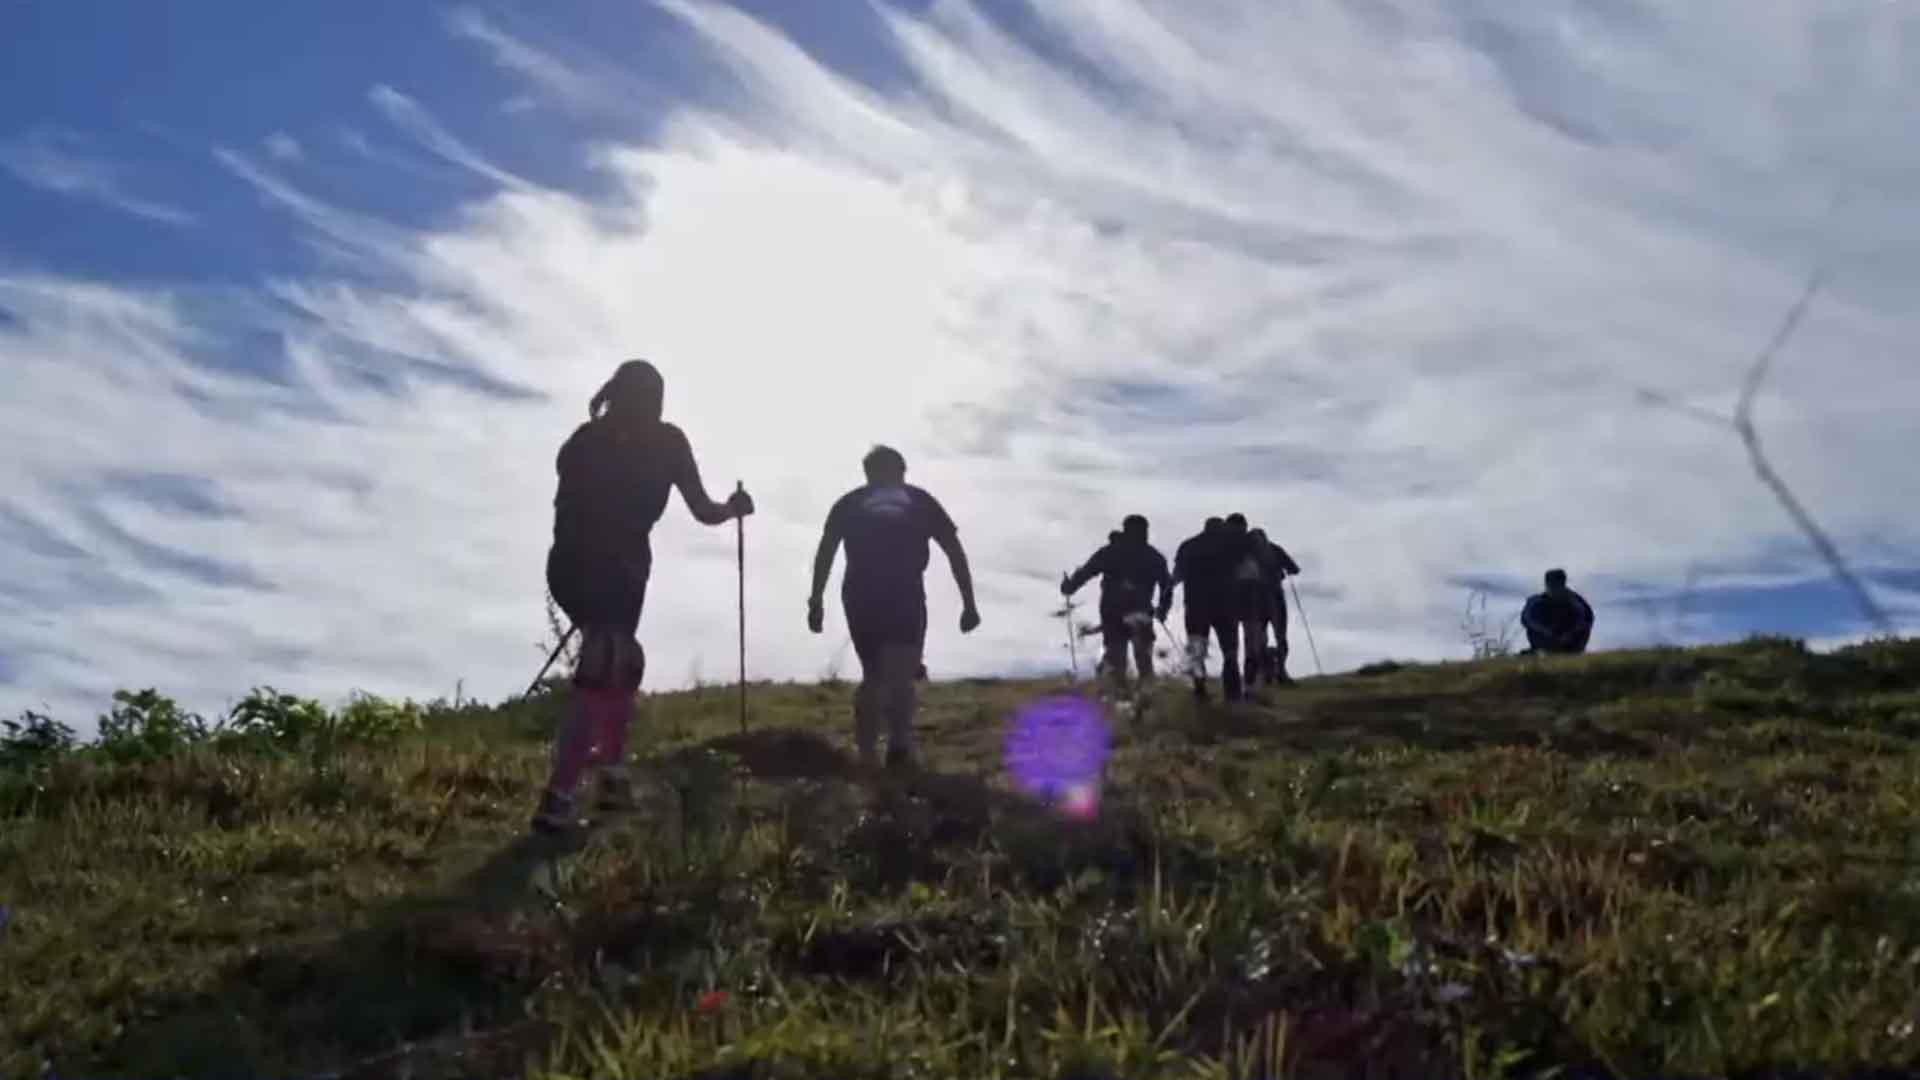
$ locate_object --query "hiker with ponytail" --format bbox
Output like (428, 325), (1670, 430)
(532, 359), (754, 835)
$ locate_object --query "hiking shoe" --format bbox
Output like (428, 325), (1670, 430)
(529, 789), (586, 836)
(596, 767), (639, 813)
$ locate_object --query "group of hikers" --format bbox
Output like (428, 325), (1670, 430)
(530, 359), (1596, 835)
(1058, 512), (1302, 703)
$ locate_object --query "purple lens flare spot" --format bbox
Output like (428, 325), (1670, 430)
(1003, 695), (1112, 819)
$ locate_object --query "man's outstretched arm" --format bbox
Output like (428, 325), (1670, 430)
(935, 532), (981, 625)
(1061, 550), (1104, 596)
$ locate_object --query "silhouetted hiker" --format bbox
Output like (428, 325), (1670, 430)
(1521, 568), (1594, 655)
(533, 359), (755, 835)
(1088, 528), (1125, 681)
(809, 445), (981, 771)
(1221, 513), (1271, 690)
(1061, 515), (1173, 688)
(1245, 526), (1303, 685)
(1169, 516), (1244, 702)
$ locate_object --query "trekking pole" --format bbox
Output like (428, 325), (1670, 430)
(526, 624), (577, 698)
(1054, 594), (1080, 681)
(734, 481), (748, 735)
(1157, 616), (1185, 661)
(1064, 609), (1079, 681)
(1288, 579), (1324, 676)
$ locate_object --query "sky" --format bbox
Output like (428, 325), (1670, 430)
(2, 0), (1917, 734)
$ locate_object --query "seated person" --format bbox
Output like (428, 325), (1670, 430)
(1521, 568), (1594, 655)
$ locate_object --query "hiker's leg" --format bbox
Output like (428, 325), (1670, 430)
(546, 622), (625, 798)
(1215, 616), (1244, 701)
(1184, 608), (1212, 697)
(881, 638), (923, 762)
(1525, 627), (1551, 654)
(1271, 590), (1291, 680)
(593, 577), (648, 779)
(1101, 616), (1130, 691)
(546, 688), (601, 798)
(1240, 597), (1264, 689)
(597, 638), (644, 770)
(1132, 616), (1155, 681)
(1569, 627), (1591, 655)
(850, 626), (884, 768)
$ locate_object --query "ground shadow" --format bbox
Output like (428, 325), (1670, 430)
(97, 826), (607, 1078)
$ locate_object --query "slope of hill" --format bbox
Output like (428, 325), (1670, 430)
(6, 636), (1920, 1079)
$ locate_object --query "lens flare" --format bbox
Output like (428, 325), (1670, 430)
(1003, 695), (1111, 819)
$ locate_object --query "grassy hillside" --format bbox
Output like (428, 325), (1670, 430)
(6, 637), (1920, 1079)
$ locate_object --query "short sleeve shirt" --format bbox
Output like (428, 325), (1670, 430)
(826, 483), (957, 610)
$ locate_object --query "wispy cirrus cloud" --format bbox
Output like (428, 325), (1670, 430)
(2, 0), (1917, 734)
(0, 127), (197, 226)
(444, 8), (604, 110)
(264, 132), (304, 162)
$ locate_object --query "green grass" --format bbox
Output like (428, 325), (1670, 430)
(6, 636), (1920, 1079)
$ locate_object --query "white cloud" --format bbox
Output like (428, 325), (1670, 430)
(264, 132), (303, 162)
(445, 8), (603, 110)
(3, 0), (1918, 733)
(368, 84), (534, 191)
(0, 127), (196, 226)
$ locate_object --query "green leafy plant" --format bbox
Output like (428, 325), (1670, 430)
(0, 708), (75, 770)
(335, 691), (425, 744)
(95, 689), (212, 763)
(222, 686), (334, 750)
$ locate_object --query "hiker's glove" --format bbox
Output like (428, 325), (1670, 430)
(727, 488), (756, 518)
(959, 606), (981, 634)
(806, 596), (824, 634)
(1059, 573), (1073, 597)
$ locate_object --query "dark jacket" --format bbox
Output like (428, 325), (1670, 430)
(1522, 588), (1594, 639)
(1174, 529), (1245, 610)
(1065, 538), (1171, 618)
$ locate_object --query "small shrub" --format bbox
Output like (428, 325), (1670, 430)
(335, 691), (424, 744)
(0, 709), (75, 770)
(96, 688), (213, 763)
(223, 686), (333, 750)
(1461, 590), (1518, 660)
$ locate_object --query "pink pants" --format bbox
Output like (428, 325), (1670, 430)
(545, 686), (635, 797)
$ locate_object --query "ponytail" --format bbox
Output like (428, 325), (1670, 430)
(588, 359), (664, 423)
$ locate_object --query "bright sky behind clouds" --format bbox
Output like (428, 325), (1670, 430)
(2, 0), (1917, 733)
